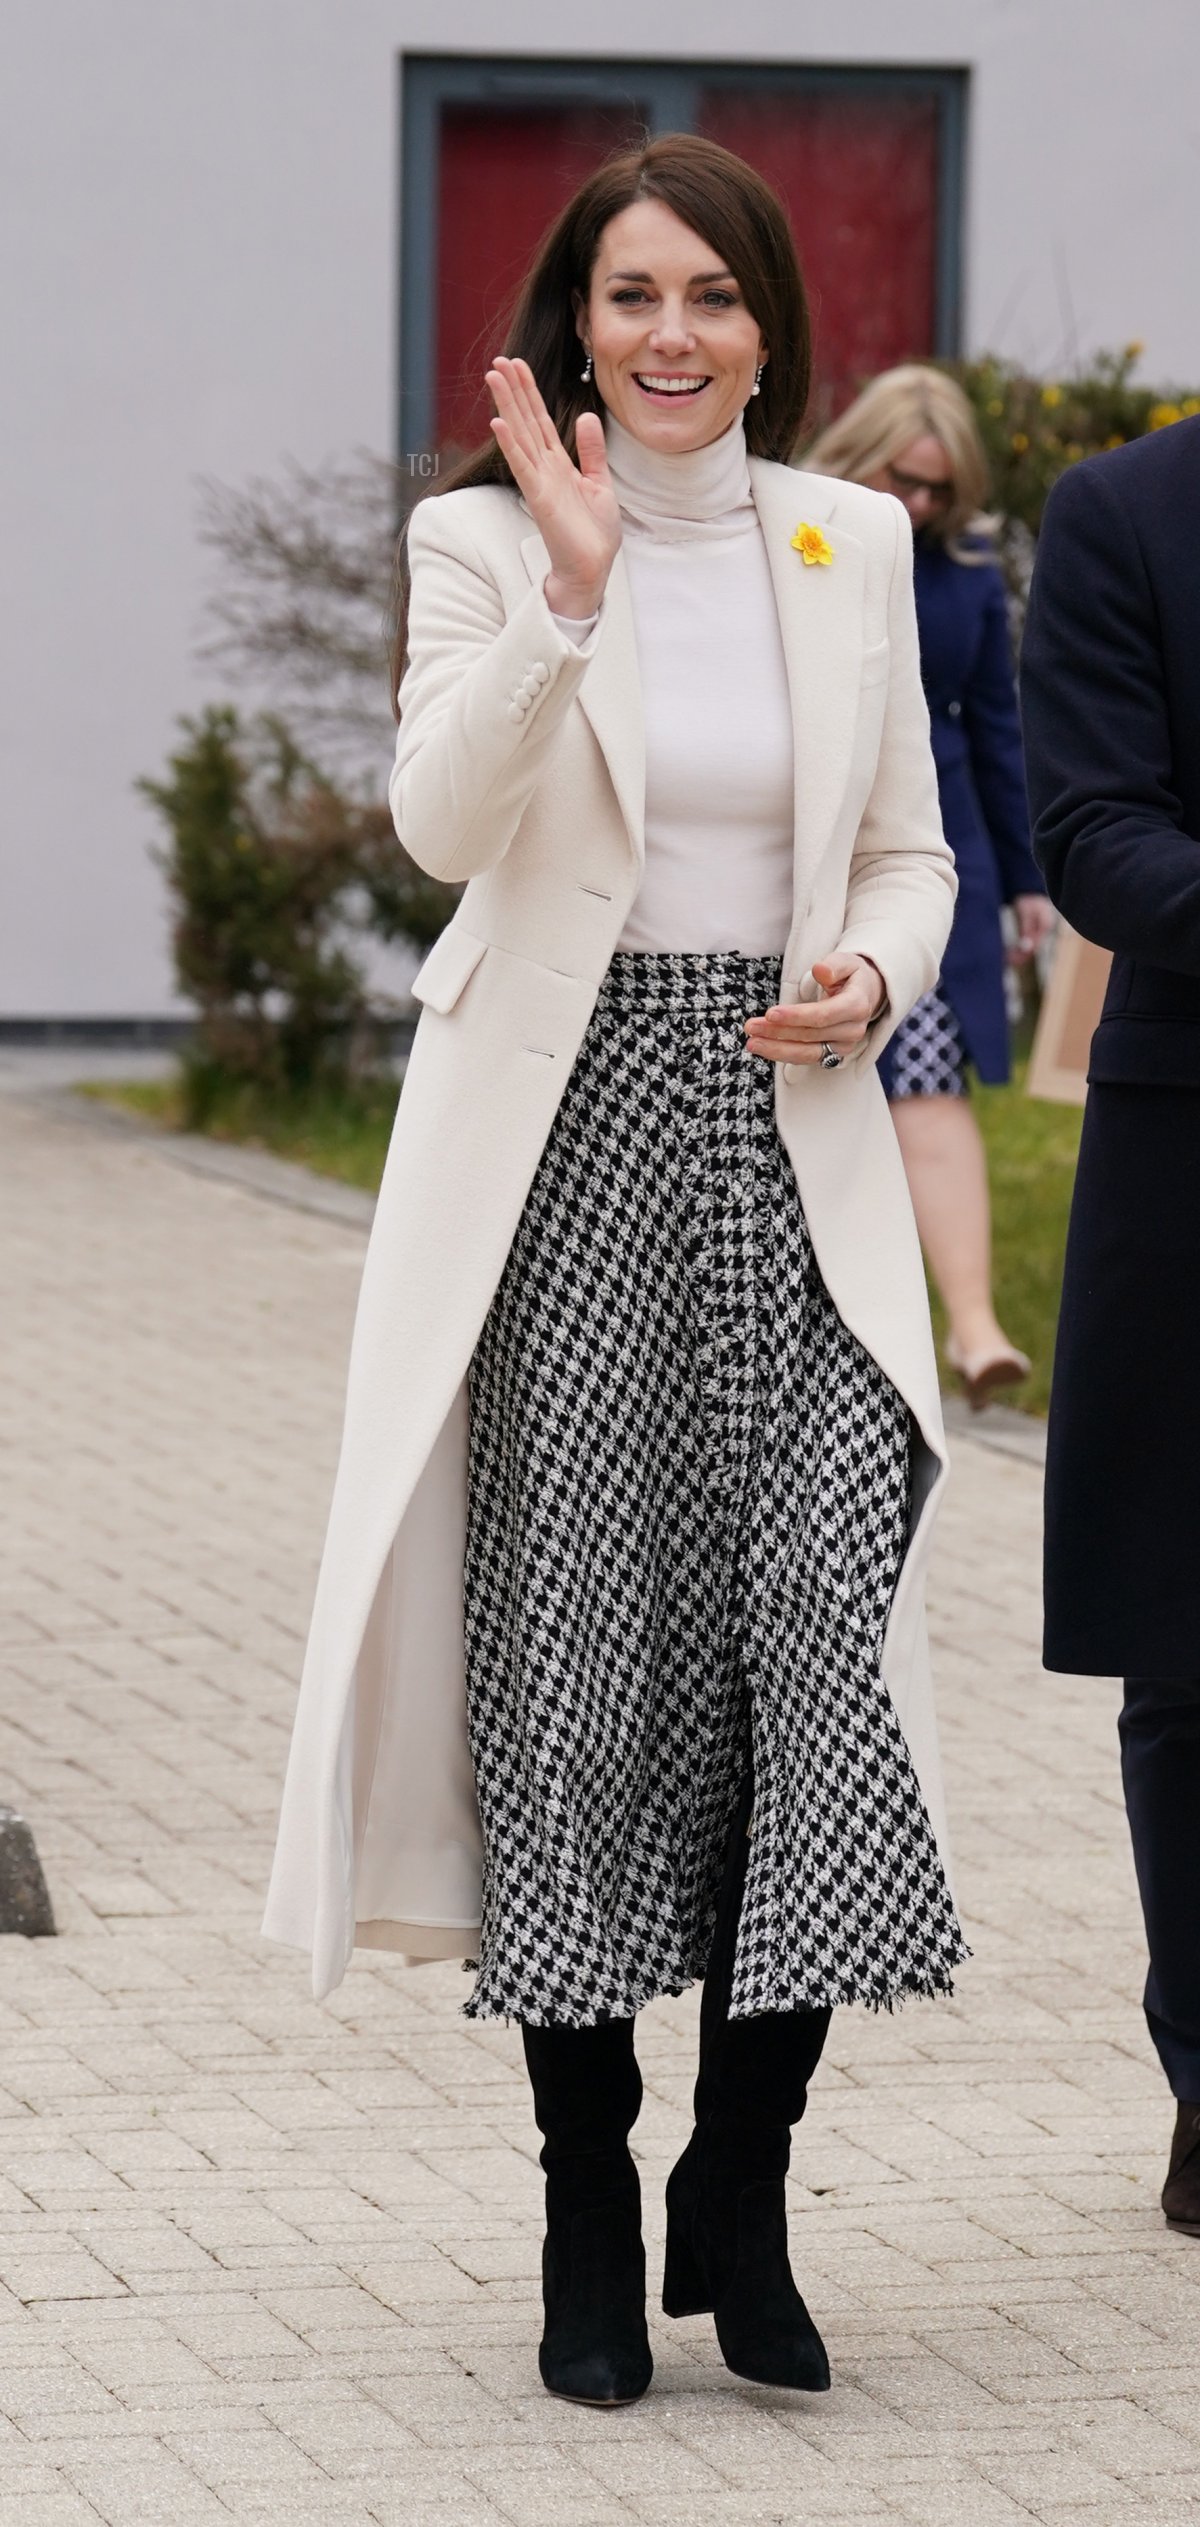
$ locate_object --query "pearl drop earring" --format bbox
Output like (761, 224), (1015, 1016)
(581, 349), (593, 383)
(751, 362), (764, 397)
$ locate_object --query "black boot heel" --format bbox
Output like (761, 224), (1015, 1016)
(662, 2136), (713, 2317)
(710, 2179), (830, 2392)
(540, 2196), (653, 2405)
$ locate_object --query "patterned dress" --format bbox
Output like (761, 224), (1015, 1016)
(461, 952), (967, 2027)
(886, 987), (970, 1099)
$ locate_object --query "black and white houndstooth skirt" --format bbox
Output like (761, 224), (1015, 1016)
(462, 952), (967, 2028)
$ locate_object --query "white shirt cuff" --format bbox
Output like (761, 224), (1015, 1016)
(546, 587), (601, 649)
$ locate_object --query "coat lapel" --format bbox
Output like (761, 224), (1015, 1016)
(520, 528), (646, 873)
(520, 459), (867, 891)
(748, 460), (867, 910)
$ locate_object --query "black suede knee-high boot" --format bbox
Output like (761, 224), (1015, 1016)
(521, 2018), (653, 2406)
(662, 1775), (833, 2390)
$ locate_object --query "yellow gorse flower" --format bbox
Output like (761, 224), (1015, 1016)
(791, 521), (835, 567)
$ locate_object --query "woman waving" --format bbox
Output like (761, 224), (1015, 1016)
(265, 134), (966, 2410)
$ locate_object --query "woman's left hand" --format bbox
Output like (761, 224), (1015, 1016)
(744, 954), (887, 1065)
(1009, 893), (1057, 965)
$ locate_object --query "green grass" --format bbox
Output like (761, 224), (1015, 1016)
(927, 1065), (1083, 1416)
(86, 1060), (1083, 1415)
(80, 1073), (398, 1196)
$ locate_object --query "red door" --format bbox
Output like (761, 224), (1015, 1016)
(698, 89), (939, 421)
(432, 85), (942, 452)
(436, 104), (647, 454)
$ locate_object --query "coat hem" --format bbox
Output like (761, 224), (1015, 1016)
(1040, 1643), (1128, 1680)
(258, 1915), (481, 1965)
(355, 1916), (481, 1960)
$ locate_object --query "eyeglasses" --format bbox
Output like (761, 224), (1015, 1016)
(886, 463), (954, 506)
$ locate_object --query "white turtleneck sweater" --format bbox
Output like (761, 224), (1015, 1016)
(548, 408), (795, 956)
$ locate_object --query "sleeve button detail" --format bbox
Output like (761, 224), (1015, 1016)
(506, 701), (525, 723)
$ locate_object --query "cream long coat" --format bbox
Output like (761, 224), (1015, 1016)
(262, 456), (959, 2003)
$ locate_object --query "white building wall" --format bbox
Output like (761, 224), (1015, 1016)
(2, 0), (1195, 1017)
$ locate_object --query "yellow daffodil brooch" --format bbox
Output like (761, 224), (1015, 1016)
(791, 521), (835, 568)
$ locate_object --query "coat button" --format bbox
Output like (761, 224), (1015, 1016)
(947, 699), (962, 718)
(532, 661), (550, 686)
(506, 701), (525, 722)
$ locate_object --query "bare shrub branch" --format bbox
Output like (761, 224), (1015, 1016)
(195, 452), (414, 775)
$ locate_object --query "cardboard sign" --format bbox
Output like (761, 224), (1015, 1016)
(1026, 925), (1113, 1105)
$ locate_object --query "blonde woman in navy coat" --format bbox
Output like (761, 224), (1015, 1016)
(810, 370), (1055, 1407)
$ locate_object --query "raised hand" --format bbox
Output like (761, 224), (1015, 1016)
(485, 355), (622, 618)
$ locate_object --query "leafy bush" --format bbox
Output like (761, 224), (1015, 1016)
(922, 347), (1200, 633)
(948, 345), (1200, 534)
(140, 706), (456, 1115)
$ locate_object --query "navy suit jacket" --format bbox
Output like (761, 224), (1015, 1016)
(1022, 415), (1200, 1077)
(1020, 416), (1200, 1674)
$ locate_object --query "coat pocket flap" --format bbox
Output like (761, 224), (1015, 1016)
(410, 925), (488, 1015)
(1088, 1014), (1200, 1088)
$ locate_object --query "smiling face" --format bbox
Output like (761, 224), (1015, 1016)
(576, 197), (767, 452)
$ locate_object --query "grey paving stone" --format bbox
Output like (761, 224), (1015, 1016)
(1, 1084), (1198, 2525)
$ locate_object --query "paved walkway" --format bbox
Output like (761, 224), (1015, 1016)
(0, 1082), (1197, 2527)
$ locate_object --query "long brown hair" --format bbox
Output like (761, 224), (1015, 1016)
(390, 131), (812, 708)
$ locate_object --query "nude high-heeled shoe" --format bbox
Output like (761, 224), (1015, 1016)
(945, 1333), (1031, 1412)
